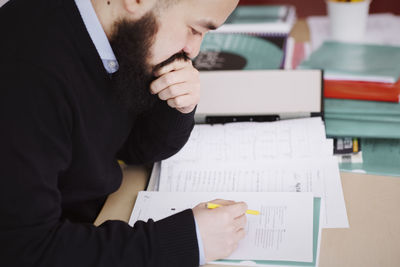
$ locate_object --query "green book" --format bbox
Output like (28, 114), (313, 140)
(299, 41), (400, 83)
(226, 5), (293, 24)
(325, 118), (400, 139)
(324, 98), (400, 116)
(324, 99), (400, 139)
(326, 113), (400, 123)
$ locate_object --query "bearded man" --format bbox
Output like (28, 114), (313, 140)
(0, 0), (248, 266)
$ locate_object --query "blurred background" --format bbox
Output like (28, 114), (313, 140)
(239, 0), (400, 17)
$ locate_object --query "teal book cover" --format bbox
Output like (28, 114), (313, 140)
(193, 33), (287, 71)
(299, 41), (400, 83)
(325, 117), (400, 139)
(225, 5), (291, 24)
(324, 99), (400, 138)
(324, 98), (400, 116)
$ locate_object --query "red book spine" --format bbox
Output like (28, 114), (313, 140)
(324, 80), (400, 103)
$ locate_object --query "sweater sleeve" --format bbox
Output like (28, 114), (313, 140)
(117, 99), (196, 165)
(0, 64), (199, 267)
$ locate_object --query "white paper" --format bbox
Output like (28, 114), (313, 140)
(159, 158), (348, 229)
(146, 162), (161, 191)
(164, 118), (330, 164)
(129, 192), (314, 262)
(307, 14), (400, 51)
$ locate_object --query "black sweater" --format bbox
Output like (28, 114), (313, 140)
(0, 0), (198, 266)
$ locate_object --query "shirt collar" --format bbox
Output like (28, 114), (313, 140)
(74, 0), (119, 73)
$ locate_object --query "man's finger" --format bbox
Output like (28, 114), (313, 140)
(207, 199), (236, 206)
(154, 58), (192, 77)
(176, 104), (196, 114)
(150, 67), (194, 95)
(234, 228), (246, 243)
(233, 214), (247, 230)
(166, 94), (197, 109)
(224, 202), (248, 219)
(157, 83), (190, 101)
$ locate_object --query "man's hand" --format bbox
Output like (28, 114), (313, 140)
(192, 199), (248, 262)
(150, 59), (200, 114)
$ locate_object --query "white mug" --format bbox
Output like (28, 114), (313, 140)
(327, 0), (371, 42)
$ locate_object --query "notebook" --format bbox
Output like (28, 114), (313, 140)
(216, 5), (296, 34)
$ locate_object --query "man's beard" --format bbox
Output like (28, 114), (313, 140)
(109, 12), (190, 114)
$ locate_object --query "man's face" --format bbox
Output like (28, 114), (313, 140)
(149, 0), (239, 67)
(108, 0), (238, 112)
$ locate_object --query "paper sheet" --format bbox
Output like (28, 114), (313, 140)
(164, 117), (330, 164)
(159, 158), (348, 229)
(129, 192), (314, 262)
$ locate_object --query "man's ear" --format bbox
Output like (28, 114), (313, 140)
(122, 0), (154, 18)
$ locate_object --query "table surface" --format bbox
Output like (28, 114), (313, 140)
(95, 166), (400, 267)
(95, 20), (400, 267)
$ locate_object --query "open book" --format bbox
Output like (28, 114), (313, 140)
(148, 117), (348, 229)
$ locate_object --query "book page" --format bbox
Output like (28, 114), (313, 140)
(159, 158), (348, 228)
(129, 192), (314, 262)
(164, 117), (329, 164)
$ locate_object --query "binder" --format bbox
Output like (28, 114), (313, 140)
(196, 70), (323, 124)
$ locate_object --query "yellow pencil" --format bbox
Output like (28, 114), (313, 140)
(207, 202), (260, 215)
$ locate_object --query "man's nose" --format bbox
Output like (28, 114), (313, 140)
(182, 36), (203, 59)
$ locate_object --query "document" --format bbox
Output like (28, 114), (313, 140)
(164, 117), (330, 164)
(156, 118), (347, 228)
(159, 158), (348, 228)
(129, 192), (315, 263)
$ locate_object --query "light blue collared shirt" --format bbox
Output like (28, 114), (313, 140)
(75, 0), (119, 73)
(74, 1), (205, 264)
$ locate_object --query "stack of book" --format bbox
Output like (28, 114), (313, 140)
(193, 5), (296, 71)
(298, 41), (400, 176)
